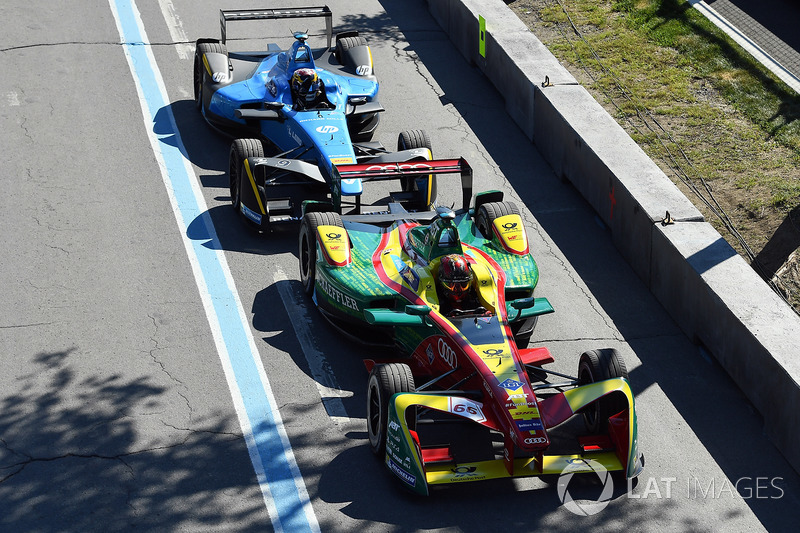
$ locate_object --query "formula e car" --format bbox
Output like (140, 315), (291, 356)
(194, 7), (436, 229)
(298, 159), (644, 495)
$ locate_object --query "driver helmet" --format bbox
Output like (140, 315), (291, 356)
(439, 254), (473, 304)
(291, 68), (321, 105)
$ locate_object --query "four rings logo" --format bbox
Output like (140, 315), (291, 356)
(437, 338), (457, 369)
(365, 162), (433, 172)
(316, 125), (339, 134)
(524, 437), (547, 444)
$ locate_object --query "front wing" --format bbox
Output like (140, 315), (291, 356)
(384, 378), (642, 496)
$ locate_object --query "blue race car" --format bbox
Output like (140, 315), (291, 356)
(193, 7), (437, 230)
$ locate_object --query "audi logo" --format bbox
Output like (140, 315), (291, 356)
(365, 162), (432, 172)
(524, 437), (547, 444)
(437, 338), (457, 368)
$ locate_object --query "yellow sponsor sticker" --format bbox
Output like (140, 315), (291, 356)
(493, 214), (528, 254)
(330, 157), (354, 165)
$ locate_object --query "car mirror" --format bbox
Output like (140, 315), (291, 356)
(264, 101), (284, 110)
(405, 305), (431, 316)
(348, 96), (367, 106)
(510, 297), (535, 310)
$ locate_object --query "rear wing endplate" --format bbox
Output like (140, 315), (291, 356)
(220, 6), (333, 49)
(334, 158), (474, 211)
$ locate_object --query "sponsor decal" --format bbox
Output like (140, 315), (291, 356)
(448, 397), (487, 423)
(524, 437), (547, 445)
(316, 125), (339, 134)
(498, 378), (523, 391)
(510, 406), (540, 418)
(426, 344), (435, 365)
(391, 255), (420, 291)
(516, 419), (543, 432)
(356, 65), (372, 76)
(388, 420), (400, 432)
(449, 466), (486, 482)
(437, 338), (457, 369)
(388, 458), (416, 487)
(316, 276), (359, 311)
(240, 203), (262, 224)
(483, 348), (504, 356)
(330, 157), (354, 165)
(505, 400), (539, 409)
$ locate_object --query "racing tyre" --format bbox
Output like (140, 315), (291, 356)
(336, 35), (367, 65)
(299, 211), (344, 295)
(367, 363), (415, 456)
(510, 317), (537, 349)
(397, 130), (436, 209)
(476, 201), (521, 240)
(229, 139), (264, 228)
(194, 40), (226, 109)
(578, 348), (629, 433)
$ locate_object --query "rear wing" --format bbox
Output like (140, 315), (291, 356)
(334, 158), (474, 211)
(219, 6), (333, 49)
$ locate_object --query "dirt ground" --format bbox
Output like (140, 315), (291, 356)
(508, 0), (800, 313)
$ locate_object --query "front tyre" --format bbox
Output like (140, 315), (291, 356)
(229, 139), (264, 227)
(193, 40), (226, 110)
(299, 211), (344, 295)
(476, 201), (520, 240)
(367, 363), (415, 456)
(578, 348), (629, 433)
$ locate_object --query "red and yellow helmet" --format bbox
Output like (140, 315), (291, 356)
(439, 254), (473, 303)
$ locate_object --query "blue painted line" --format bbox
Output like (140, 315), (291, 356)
(108, 1), (318, 531)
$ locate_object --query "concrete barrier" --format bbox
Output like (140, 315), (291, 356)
(425, 0), (800, 473)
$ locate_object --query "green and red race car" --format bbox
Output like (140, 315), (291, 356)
(298, 158), (644, 495)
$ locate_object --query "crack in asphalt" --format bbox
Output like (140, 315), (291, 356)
(146, 314), (192, 419)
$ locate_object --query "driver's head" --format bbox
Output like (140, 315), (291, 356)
(438, 254), (473, 304)
(291, 68), (320, 105)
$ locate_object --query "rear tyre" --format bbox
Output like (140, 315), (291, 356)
(397, 130), (436, 209)
(476, 201), (520, 240)
(578, 348), (629, 433)
(229, 139), (264, 227)
(299, 211), (344, 295)
(367, 363), (415, 456)
(194, 40), (226, 109)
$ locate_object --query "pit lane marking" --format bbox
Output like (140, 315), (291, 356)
(109, 1), (319, 531)
(274, 268), (353, 426)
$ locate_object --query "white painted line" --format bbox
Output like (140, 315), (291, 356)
(157, 0), (192, 59)
(274, 268), (353, 426)
(689, 0), (800, 95)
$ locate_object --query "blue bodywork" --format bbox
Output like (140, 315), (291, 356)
(205, 37), (379, 196)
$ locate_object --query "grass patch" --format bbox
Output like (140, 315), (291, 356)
(511, 0), (800, 311)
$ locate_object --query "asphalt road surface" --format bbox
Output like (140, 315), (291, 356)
(1, 0), (798, 531)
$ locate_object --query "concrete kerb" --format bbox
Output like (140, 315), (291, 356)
(425, 0), (800, 474)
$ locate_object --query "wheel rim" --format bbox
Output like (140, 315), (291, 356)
(367, 381), (382, 447)
(229, 155), (239, 207)
(580, 366), (599, 429)
(194, 57), (202, 107)
(300, 232), (311, 283)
